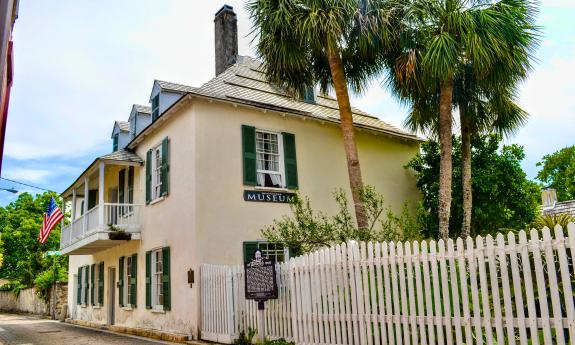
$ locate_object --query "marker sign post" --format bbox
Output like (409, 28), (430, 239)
(244, 249), (278, 341)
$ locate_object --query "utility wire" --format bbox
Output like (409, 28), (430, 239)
(0, 176), (56, 193)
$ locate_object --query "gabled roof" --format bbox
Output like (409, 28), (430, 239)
(145, 56), (420, 141)
(150, 80), (197, 101)
(542, 200), (575, 217)
(117, 121), (130, 132)
(133, 104), (151, 114)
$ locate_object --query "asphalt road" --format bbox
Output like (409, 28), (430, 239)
(0, 313), (175, 345)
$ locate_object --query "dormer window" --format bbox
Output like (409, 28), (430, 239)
(113, 134), (119, 152)
(151, 94), (160, 121)
(303, 86), (315, 104)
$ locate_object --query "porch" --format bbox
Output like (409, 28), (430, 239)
(60, 150), (144, 255)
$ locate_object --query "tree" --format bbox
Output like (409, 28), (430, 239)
(247, 0), (397, 230)
(0, 192), (67, 289)
(406, 135), (540, 238)
(536, 145), (575, 201)
(386, 0), (539, 240)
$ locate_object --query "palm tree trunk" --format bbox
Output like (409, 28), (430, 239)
(460, 104), (472, 239)
(438, 77), (454, 241)
(326, 46), (369, 230)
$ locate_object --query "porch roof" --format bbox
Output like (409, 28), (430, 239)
(61, 150), (143, 197)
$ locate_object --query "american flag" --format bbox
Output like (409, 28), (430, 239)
(38, 197), (64, 244)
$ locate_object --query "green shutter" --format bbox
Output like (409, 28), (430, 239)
(162, 247), (171, 311)
(161, 137), (170, 197)
(243, 241), (259, 264)
(84, 266), (89, 305)
(242, 125), (257, 186)
(130, 254), (137, 307)
(90, 264), (95, 306)
(98, 262), (104, 305)
(152, 94), (159, 121)
(118, 256), (124, 307)
(113, 134), (119, 152)
(146, 150), (152, 204)
(282, 132), (298, 189)
(145, 251), (152, 309)
(77, 267), (82, 305)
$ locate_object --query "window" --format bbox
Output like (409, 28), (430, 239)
(152, 249), (164, 309)
(151, 94), (160, 121)
(242, 126), (298, 189)
(130, 116), (137, 139)
(113, 134), (119, 152)
(125, 256), (133, 306)
(152, 145), (162, 200)
(79, 266), (86, 305)
(256, 130), (284, 188)
(243, 241), (289, 264)
(146, 137), (169, 204)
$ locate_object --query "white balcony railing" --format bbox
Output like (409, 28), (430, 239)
(60, 203), (143, 250)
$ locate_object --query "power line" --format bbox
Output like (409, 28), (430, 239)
(0, 177), (55, 193)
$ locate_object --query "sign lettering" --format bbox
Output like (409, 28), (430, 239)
(244, 250), (278, 301)
(243, 190), (295, 203)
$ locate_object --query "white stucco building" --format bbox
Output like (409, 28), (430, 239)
(60, 5), (422, 340)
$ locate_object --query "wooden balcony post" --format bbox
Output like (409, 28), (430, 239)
(98, 161), (105, 226)
(83, 177), (89, 234)
(71, 189), (77, 220)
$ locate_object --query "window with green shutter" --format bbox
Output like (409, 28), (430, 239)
(151, 94), (160, 121)
(98, 262), (104, 305)
(242, 125), (257, 186)
(146, 150), (152, 204)
(147, 138), (169, 204)
(130, 254), (137, 307)
(145, 251), (152, 309)
(90, 264), (95, 306)
(118, 256), (124, 307)
(243, 241), (290, 264)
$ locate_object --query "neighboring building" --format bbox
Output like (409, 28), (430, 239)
(0, 0), (18, 174)
(60, 5), (422, 340)
(541, 188), (575, 217)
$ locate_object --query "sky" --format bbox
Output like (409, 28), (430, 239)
(0, 0), (574, 205)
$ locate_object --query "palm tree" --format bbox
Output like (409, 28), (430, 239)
(247, 0), (398, 231)
(386, 0), (538, 240)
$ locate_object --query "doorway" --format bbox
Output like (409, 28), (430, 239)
(107, 267), (115, 325)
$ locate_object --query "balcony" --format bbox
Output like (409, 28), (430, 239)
(60, 203), (143, 255)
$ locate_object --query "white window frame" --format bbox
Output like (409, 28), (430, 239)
(151, 249), (164, 310)
(255, 129), (285, 189)
(124, 256), (133, 307)
(151, 144), (163, 201)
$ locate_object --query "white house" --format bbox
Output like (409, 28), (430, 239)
(60, 5), (422, 340)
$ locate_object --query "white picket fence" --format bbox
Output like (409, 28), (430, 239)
(201, 223), (575, 345)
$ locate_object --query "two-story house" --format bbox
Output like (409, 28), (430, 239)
(60, 5), (422, 341)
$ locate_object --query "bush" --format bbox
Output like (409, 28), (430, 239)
(261, 186), (423, 256)
(234, 328), (256, 345)
(532, 214), (575, 230)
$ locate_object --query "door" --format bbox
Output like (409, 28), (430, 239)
(107, 267), (115, 325)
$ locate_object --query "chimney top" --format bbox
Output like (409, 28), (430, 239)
(542, 188), (558, 209)
(214, 4), (238, 76)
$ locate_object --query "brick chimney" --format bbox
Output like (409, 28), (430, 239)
(541, 188), (557, 209)
(214, 5), (238, 76)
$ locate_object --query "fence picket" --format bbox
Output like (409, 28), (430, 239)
(199, 223), (575, 345)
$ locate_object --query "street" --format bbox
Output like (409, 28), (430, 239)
(0, 313), (175, 345)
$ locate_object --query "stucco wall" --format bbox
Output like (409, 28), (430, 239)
(66, 96), (420, 339)
(0, 283), (67, 317)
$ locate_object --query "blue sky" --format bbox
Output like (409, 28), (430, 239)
(1, 0), (574, 205)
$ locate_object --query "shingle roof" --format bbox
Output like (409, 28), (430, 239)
(100, 150), (143, 164)
(116, 121), (130, 132)
(134, 104), (151, 114)
(153, 56), (421, 141)
(188, 56), (420, 140)
(542, 200), (575, 217)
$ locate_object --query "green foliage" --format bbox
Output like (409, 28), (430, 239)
(406, 134), (540, 238)
(261, 187), (423, 256)
(536, 145), (575, 202)
(33, 264), (68, 301)
(263, 339), (294, 345)
(234, 328), (256, 345)
(0, 280), (27, 296)
(0, 192), (68, 290)
(532, 214), (575, 230)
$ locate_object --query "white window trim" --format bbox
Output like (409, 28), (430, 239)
(255, 128), (286, 189)
(124, 256), (133, 308)
(151, 248), (164, 311)
(151, 143), (163, 201)
(255, 241), (290, 263)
